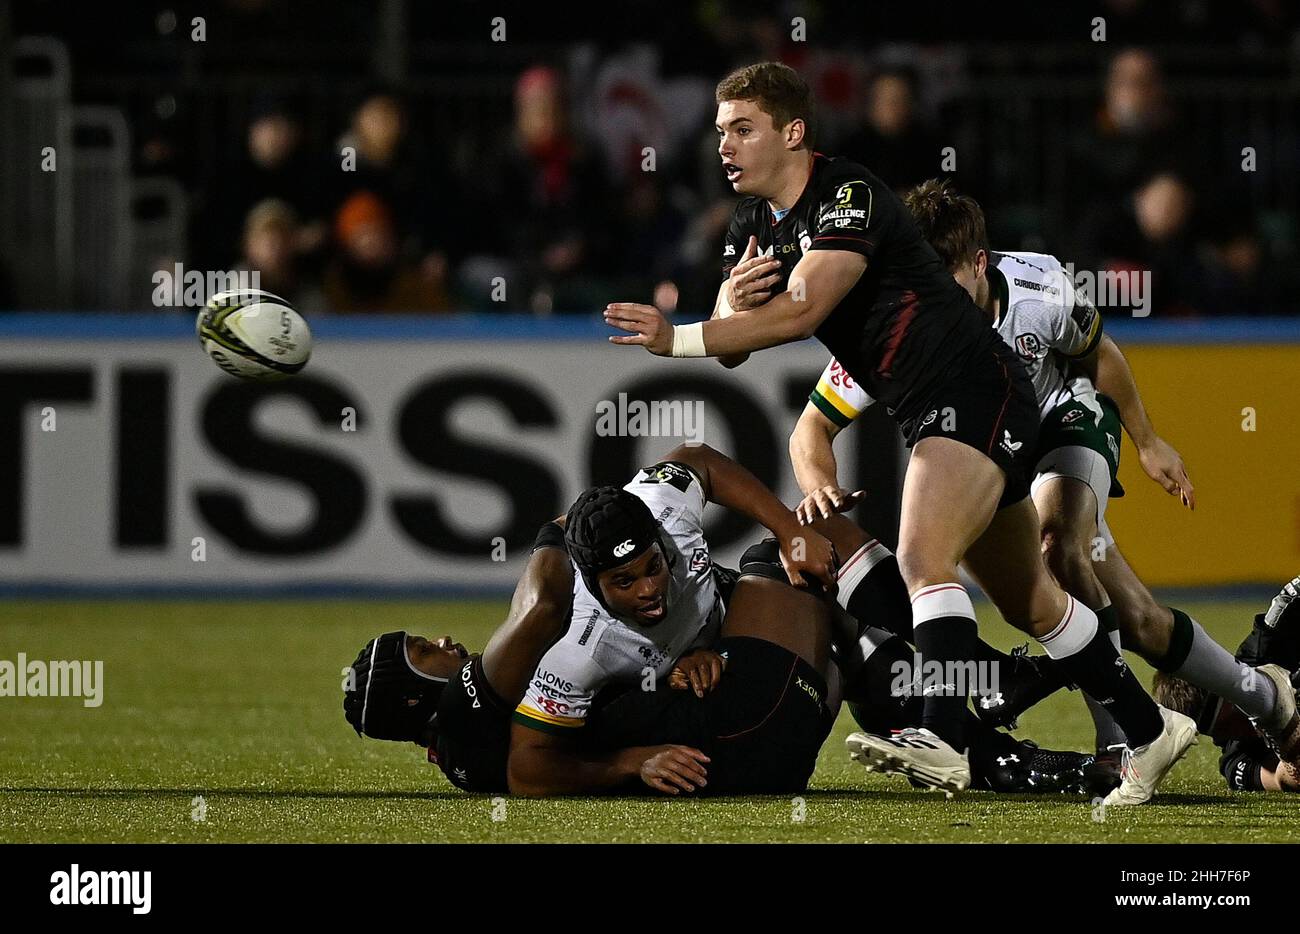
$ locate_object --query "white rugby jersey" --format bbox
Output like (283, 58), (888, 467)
(809, 250), (1105, 427)
(513, 462), (724, 734)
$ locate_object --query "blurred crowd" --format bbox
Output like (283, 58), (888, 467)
(14, 0), (1300, 318)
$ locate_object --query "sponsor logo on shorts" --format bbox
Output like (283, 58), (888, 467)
(795, 675), (822, 706)
(1059, 408), (1086, 425)
(689, 547), (710, 575)
(1000, 430), (1023, 455)
(1106, 432), (1119, 463)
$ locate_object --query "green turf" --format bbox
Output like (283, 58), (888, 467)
(2, 598), (1297, 843)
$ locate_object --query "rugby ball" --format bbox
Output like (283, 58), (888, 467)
(196, 289), (312, 380)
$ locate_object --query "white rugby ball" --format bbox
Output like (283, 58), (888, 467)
(196, 289), (312, 380)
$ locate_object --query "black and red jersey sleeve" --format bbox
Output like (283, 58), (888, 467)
(809, 175), (894, 258)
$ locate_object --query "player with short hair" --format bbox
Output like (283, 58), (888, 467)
(790, 179), (1299, 786)
(604, 61), (1193, 803)
(1152, 578), (1300, 793)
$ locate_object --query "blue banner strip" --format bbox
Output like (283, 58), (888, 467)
(1, 312), (1298, 343)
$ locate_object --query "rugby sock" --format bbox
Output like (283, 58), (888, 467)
(1166, 611), (1277, 722)
(841, 626), (921, 733)
(835, 540), (913, 640)
(1037, 595), (1164, 748)
(1084, 604), (1128, 750)
(911, 583), (979, 751)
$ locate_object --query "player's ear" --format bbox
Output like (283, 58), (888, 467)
(785, 118), (806, 151)
(974, 249), (988, 279)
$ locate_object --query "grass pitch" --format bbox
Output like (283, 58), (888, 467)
(2, 598), (1298, 843)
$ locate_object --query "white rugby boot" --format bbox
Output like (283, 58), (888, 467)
(846, 728), (970, 798)
(1101, 706), (1197, 807)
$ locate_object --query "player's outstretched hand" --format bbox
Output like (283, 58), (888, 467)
(638, 745), (710, 795)
(795, 485), (866, 525)
(726, 235), (782, 312)
(668, 648), (727, 697)
(605, 303), (673, 355)
(1138, 436), (1195, 510)
(779, 528), (838, 593)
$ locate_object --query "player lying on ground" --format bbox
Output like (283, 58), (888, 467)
(1152, 578), (1300, 793)
(789, 179), (1300, 782)
(604, 61), (1193, 803)
(344, 441), (835, 793)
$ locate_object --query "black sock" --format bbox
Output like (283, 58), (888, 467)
(1042, 601), (1163, 748)
(841, 554), (914, 642)
(842, 632), (922, 734)
(1154, 607), (1195, 673)
(912, 582), (980, 751)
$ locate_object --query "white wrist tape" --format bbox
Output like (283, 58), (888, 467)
(671, 322), (707, 358)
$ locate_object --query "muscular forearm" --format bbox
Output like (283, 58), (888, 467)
(790, 410), (843, 495)
(481, 546), (573, 704)
(1093, 334), (1157, 448)
(699, 291), (821, 355)
(667, 443), (800, 541)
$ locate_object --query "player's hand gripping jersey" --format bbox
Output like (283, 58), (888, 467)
(723, 153), (1006, 434)
(514, 462), (725, 734)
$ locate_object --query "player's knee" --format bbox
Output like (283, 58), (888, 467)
(1039, 524), (1091, 589)
(894, 544), (955, 593)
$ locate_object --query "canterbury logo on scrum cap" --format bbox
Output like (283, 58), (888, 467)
(613, 539), (635, 558)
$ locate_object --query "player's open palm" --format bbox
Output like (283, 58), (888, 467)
(780, 528), (838, 592)
(669, 648), (727, 697)
(605, 303), (673, 355)
(638, 745), (710, 795)
(1138, 436), (1195, 510)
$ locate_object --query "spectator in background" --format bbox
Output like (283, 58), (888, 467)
(334, 89), (447, 284)
(323, 191), (448, 313)
(840, 68), (944, 193)
(1198, 210), (1295, 317)
(1069, 49), (1188, 205)
(474, 65), (612, 314)
(1078, 170), (1207, 317)
(202, 97), (327, 268)
(236, 199), (323, 311)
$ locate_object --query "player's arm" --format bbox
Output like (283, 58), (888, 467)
(1081, 333), (1195, 509)
(507, 724), (709, 797)
(606, 249), (867, 357)
(789, 403), (867, 526)
(713, 234), (784, 368)
(657, 442), (836, 589)
(479, 523), (574, 705)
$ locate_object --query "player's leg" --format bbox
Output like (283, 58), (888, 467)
(1033, 470), (1126, 753)
(1098, 543), (1297, 759)
(805, 514), (1067, 720)
(962, 495), (1196, 804)
(892, 434), (1004, 755)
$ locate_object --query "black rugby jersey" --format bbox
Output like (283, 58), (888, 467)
(722, 153), (1001, 428)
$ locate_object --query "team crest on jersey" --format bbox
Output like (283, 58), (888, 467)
(1015, 333), (1044, 358)
(689, 547), (710, 575)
